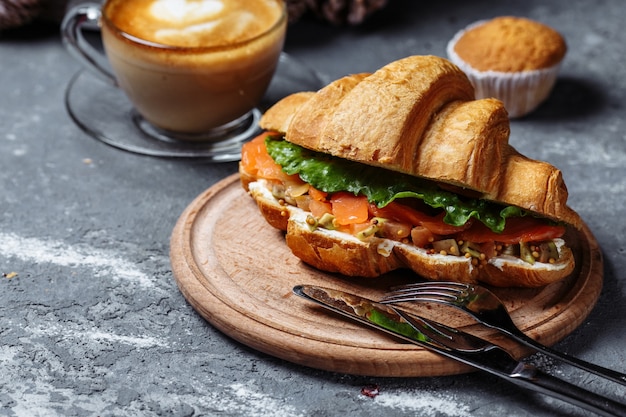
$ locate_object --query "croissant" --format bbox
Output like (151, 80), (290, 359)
(240, 55), (580, 287)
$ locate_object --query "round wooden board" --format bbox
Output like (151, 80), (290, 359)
(170, 174), (604, 377)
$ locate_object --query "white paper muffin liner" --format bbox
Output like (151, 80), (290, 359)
(446, 20), (562, 118)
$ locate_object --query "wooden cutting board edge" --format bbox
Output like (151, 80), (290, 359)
(169, 173), (603, 377)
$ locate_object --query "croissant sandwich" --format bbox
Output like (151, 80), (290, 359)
(239, 55), (582, 288)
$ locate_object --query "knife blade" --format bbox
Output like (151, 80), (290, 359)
(293, 285), (626, 417)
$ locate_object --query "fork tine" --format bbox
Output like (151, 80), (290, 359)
(380, 281), (471, 304)
(380, 290), (460, 304)
(389, 307), (491, 353)
(390, 281), (472, 293)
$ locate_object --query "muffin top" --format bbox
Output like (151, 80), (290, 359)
(452, 16), (567, 72)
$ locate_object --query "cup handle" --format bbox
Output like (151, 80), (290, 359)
(61, 3), (118, 87)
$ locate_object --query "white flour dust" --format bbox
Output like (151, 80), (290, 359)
(374, 389), (471, 417)
(0, 232), (154, 288)
(26, 323), (168, 349)
(211, 383), (305, 417)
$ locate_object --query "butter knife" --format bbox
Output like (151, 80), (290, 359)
(293, 285), (626, 417)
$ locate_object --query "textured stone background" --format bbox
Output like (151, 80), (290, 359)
(1, 1), (625, 416)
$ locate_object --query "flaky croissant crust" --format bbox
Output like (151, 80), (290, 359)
(260, 55), (581, 229)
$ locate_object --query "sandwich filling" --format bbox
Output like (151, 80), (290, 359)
(241, 133), (567, 267)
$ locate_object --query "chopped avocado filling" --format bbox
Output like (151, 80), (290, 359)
(265, 137), (528, 234)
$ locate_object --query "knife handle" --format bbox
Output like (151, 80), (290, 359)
(509, 327), (626, 386)
(510, 363), (626, 417)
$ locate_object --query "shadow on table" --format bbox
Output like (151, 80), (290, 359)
(522, 77), (608, 122)
(564, 252), (626, 351)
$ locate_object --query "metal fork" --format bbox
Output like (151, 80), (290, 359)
(389, 307), (626, 417)
(295, 284), (626, 416)
(380, 281), (626, 386)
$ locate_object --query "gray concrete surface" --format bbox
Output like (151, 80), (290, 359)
(1, 0), (625, 416)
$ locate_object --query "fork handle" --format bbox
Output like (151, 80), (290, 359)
(510, 329), (626, 386)
(511, 363), (626, 417)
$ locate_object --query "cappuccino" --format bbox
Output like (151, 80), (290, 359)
(100, 0), (286, 135)
(105, 0), (283, 47)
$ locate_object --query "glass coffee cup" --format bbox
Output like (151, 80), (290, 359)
(62, 0), (287, 158)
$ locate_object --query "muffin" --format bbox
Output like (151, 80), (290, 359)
(447, 16), (567, 118)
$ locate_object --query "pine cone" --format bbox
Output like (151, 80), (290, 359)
(286, 0), (310, 23)
(305, 0), (388, 25)
(286, 0), (388, 25)
(0, 0), (44, 30)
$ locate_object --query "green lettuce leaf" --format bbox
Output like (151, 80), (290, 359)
(265, 137), (527, 233)
(368, 308), (428, 343)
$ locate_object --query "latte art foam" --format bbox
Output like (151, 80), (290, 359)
(150, 0), (224, 23)
(107, 0), (282, 47)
